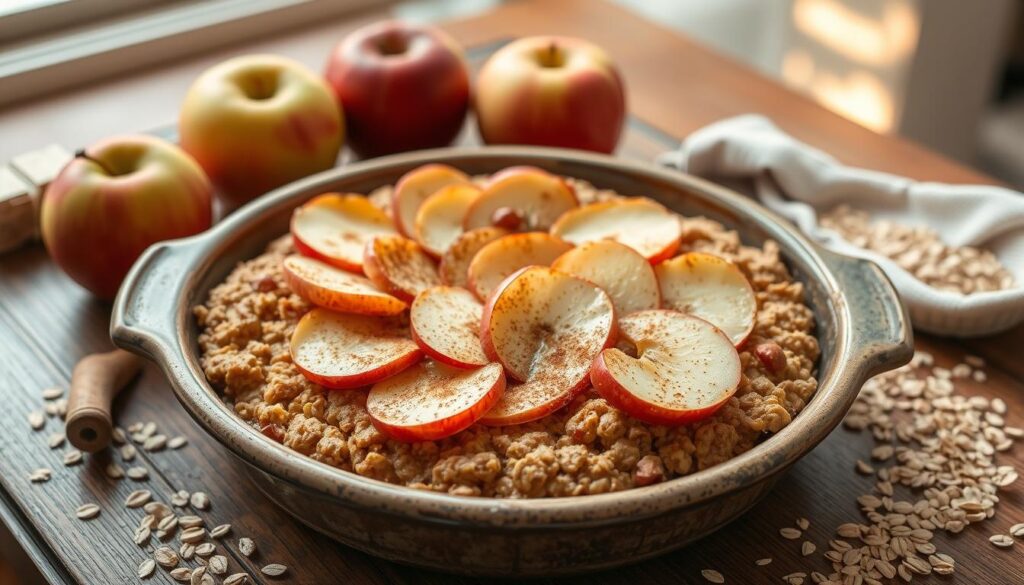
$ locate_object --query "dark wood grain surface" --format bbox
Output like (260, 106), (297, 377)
(1, 1), (1022, 584)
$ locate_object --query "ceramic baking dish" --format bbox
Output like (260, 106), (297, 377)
(111, 146), (912, 576)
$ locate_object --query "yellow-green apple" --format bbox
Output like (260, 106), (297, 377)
(40, 135), (213, 300)
(180, 54), (343, 204)
(590, 310), (741, 425)
(362, 235), (441, 302)
(325, 21), (470, 158)
(655, 252), (757, 346)
(475, 36), (626, 153)
(463, 166), (577, 231)
(479, 266), (615, 425)
(465, 232), (572, 300)
(290, 308), (422, 389)
(282, 254), (407, 316)
(367, 360), (505, 442)
(550, 198), (681, 263)
(410, 286), (489, 368)
(551, 240), (660, 315)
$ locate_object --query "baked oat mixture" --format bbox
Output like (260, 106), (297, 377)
(193, 179), (820, 498)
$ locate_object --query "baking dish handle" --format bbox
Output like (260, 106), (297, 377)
(819, 248), (914, 378)
(110, 237), (203, 363)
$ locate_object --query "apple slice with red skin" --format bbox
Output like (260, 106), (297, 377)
(550, 198), (681, 263)
(414, 183), (481, 257)
(367, 360), (505, 442)
(363, 235), (442, 303)
(438, 226), (510, 288)
(410, 286), (489, 368)
(291, 193), (395, 272)
(392, 164), (470, 237)
(478, 266), (615, 425)
(282, 254), (406, 315)
(290, 308), (422, 389)
(551, 240), (660, 315)
(655, 252), (756, 346)
(466, 232), (573, 300)
(463, 166), (577, 231)
(590, 310), (741, 426)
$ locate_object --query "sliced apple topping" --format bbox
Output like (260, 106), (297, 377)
(438, 226), (510, 288)
(463, 166), (577, 231)
(466, 232), (573, 300)
(478, 266), (615, 425)
(410, 286), (489, 368)
(367, 360), (505, 442)
(291, 193), (396, 272)
(551, 240), (660, 315)
(282, 255), (406, 316)
(413, 183), (481, 257)
(362, 235), (442, 303)
(655, 252), (756, 346)
(550, 198), (682, 263)
(392, 164), (470, 237)
(290, 308), (422, 389)
(590, 310), (741, 425)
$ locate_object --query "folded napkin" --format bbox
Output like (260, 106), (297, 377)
(657, 114), (1024, 337)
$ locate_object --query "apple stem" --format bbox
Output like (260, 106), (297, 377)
(75, 149), (115, 176)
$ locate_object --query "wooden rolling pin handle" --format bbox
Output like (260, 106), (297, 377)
(65, 349), (143, 453)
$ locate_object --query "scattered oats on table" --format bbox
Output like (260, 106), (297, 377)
(125, 489), (152, 508)
(260, 563), (287, 577)
(41, 387), (63, 400)
(794, 351), (1020, 583)
(700, 568), (725, 583)
(75, 503), (100, 520)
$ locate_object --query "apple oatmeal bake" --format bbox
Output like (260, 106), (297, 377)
(193, 165), (819, 498)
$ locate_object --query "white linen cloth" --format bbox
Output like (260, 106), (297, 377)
(657, 114), (1024, 337)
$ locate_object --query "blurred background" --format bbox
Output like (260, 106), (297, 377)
(1, 0), (1021, 186)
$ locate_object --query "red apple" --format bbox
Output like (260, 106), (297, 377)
(290, 308), (422, 389)
(180, 54), (343, 204)
(590, 310), (741, 425)
(40, 135), (213, 299)
(325, 21), (470, 158)
(478, 266), (615, 425)
(475, 36), (626, 153)
(367, 360), (505, 442)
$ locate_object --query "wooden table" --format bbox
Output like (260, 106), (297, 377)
(1, 1), (1021, 583)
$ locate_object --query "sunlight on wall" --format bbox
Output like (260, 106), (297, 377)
(784, 0), (919, 133)
(793, 0), (918, 65)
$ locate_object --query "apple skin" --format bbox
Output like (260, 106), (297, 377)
(180, 54), (343, 204)
(475, 36), (626, 153)
(40, 135), (213, 300)
(590, 352), (732, 426)
(325, 21), (470, 158)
